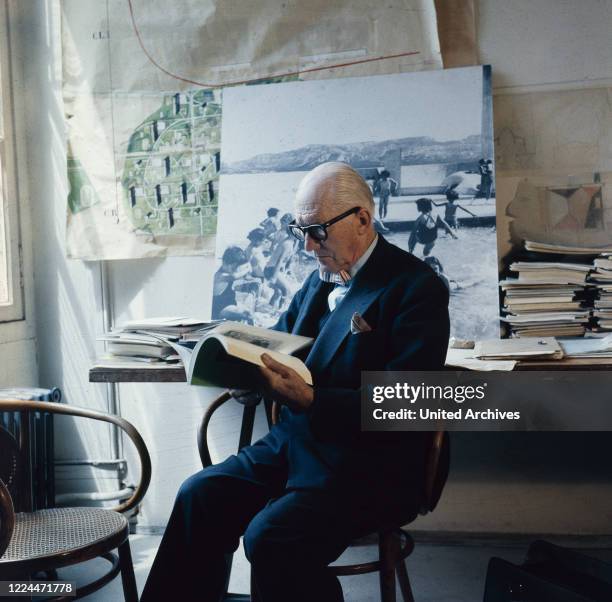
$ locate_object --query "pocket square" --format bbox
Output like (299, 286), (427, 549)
(351, 312), (373, 334)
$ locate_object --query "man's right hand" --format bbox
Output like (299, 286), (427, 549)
(230, 389), (263, 406)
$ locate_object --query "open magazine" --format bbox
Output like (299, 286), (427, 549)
(146, 322), (313, 388)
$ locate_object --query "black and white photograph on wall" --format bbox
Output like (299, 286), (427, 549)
(212, 65), (498, 340)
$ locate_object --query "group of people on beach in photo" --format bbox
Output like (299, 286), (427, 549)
(212, 207), (310, 324)
(371, 161), (493, 292)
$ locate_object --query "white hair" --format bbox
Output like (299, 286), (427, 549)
(295, 162), (375, 215)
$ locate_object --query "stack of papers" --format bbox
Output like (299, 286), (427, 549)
(97, 317), (223, 364)
(589, 254), (612, 283)
(585, 255), (612, 331)
(120, 317), (222, 339)
(500, 259), (593, 337)
(508, 261), (591, 285)
(98, 332), (179, 362)
(524, 241), (612, 255)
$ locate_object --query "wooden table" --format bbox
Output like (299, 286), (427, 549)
(89, 357), (612, 384)
(89, 364), (187, 383)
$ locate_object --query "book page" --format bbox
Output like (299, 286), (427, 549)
(209, 321), (312, 355)
(218, 336), (312, 385)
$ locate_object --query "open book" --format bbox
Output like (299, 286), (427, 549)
(149, 322), (313, 388)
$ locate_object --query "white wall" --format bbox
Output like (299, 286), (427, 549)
(479, 0), (612, 92)
(14, 0), (612, 533)
(16, 0), (117, 497)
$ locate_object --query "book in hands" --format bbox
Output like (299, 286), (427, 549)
(152, 321), (313, 388)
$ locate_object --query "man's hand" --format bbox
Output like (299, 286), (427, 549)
(259, 353), (314, 413)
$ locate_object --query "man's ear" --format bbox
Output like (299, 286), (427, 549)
(358, 208), (371, 227)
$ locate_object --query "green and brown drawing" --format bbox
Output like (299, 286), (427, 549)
(121, 88), (221, 237)
(67, 153), (101, 214)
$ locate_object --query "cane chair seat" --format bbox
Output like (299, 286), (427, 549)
(0, 398), (151, 600)
(1, 507), (128, 567)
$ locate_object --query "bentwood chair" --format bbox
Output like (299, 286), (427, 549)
(0, 399), (151, 601)
(198, 391), (450, 602)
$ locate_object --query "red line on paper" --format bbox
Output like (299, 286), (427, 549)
(126, 0), (420, 88)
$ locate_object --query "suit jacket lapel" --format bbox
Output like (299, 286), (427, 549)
(305, 236), (390, 374)
(292, 277), (333, 337)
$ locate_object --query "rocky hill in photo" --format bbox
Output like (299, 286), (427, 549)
(222, 135), (482, 173)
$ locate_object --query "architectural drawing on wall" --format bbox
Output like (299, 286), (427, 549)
(64, 88), (221, 260)
(61, 0), (441, 259)
(499, 175), (610, 272)
(67, 155), (101, 213)
(120, 89), (221, 238)
(213, 66), (499, 341)
(494, 83), (612, 270)
(546, 185), (604, 232)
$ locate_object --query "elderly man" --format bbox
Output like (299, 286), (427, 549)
(141, 162), (450, 602)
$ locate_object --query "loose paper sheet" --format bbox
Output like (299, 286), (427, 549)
(61, 0), (441, 260)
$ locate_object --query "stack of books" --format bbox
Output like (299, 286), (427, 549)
(502, 242), (612, 338)
(524, 241), (612, 255)
(500, 261), (591, 337)
(589, 255), (612, 331)
(97, 317), (222, 364)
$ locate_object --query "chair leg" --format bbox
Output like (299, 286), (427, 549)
(379, 530), (399, 602)
(396, 559), (415, 602)
(118, 539), (138, 602)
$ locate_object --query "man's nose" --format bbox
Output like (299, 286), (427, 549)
(304, 233), (319, 253)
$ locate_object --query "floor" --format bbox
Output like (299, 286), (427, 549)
(53, 534), (612, 601)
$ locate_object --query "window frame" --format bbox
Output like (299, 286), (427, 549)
(0, 0), (24, 324)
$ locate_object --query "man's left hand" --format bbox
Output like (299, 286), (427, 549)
(259, 353), (313, 412)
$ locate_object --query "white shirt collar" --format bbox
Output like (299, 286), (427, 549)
(319, 234), (379, 285)
(349, 234), (378, 279)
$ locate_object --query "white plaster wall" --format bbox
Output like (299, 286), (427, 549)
(16, 0), (116, 496)
(479, 0), (612, 92)
(13, 0), (612, 533)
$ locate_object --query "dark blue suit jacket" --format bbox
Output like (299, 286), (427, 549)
(244, 236), (450, 512)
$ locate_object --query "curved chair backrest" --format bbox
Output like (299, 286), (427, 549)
(419, 431), (450, 515)
(0, 427), (19, 504)
(0, 399), (151, 515)
(0, 479), (15, 559)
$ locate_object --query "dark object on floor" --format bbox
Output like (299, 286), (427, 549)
(484, 540), (612, 601)
(0, 399), (151, 601)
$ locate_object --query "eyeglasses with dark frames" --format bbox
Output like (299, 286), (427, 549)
(287, 206), (361, 242)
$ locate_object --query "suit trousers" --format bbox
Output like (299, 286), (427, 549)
(140, 430), (406, 602)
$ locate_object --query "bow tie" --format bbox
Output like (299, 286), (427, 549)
(319, 269), (352, 311)
(319, 269), (352, 286)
